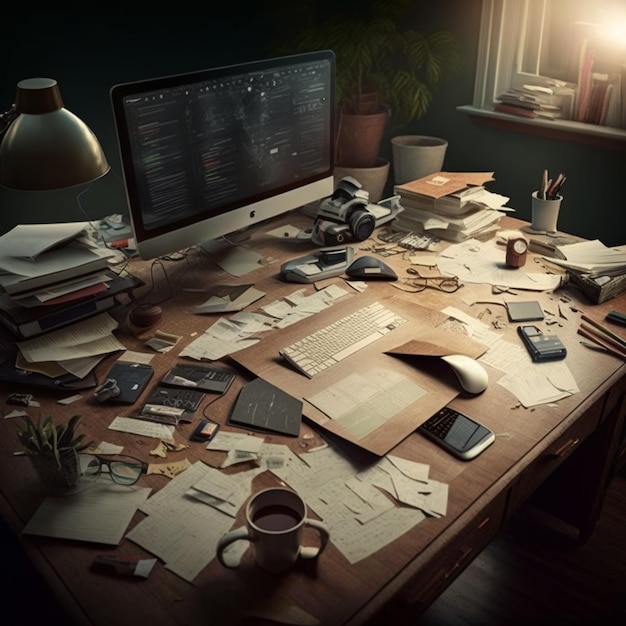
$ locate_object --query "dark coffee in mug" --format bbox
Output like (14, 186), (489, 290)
(252, 504), (301, 531)
(217, 487), (330, 572)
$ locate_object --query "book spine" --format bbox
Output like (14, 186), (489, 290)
(576, 42), (595, 122)
(494, 103), (537, 119)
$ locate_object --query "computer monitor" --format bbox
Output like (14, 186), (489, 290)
(110, 50), (335, 260)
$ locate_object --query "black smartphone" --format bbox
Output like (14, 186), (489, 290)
(190, 419), (220, 442)
(417, 407), (495, 461)
(518, 325), (567, 362)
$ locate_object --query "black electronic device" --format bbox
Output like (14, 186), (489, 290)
(95, 363), (154, 404)
(228, 377), (302, 437)
(139, 385), (206, 424)
(190, 419), (220, 442)
(517, 325), (567, 362)
(280, 246), (354, 283)
(417, 406), (495, 461)
(607, 310), (626, 326)
(345, 256), (398, 280)
(110, 50), (335, 261)
(312, 177), (376, 245)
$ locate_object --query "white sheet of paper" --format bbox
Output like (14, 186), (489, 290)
(17, 313), (124, 363)
(108, 416), (174, 440)
(23, 481), (150, 545)
(200, 239), (264, 276)
(127, 462), (261, 582)
(306, 368), (427, 440)
(272, 445), (441, 564)
(0, 222), (89, 259)
(438, 239), (562, 291)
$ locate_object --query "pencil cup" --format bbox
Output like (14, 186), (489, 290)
(531, 191), (562, 233)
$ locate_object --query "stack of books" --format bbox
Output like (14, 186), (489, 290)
(0, 223), (139, 339)
(575, 37), (624, 128)
(494, 86), (567, 120)
(393, 171), (511, 242)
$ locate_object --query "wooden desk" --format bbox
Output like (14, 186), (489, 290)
(1, 214), (625, 625)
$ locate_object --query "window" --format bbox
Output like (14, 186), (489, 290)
(459, 0), (626, 147)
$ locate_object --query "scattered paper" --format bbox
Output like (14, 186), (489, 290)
(193, 285), (265, 314)
(108, 416), (174, 441)
(438, 238), (563, 291)
(23, 481), (150, 545)
(306, 368), (427, 440)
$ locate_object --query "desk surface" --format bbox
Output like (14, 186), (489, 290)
(1, 213), (625, 626)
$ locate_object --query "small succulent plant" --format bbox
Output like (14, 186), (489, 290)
(17, 414), (92, 468)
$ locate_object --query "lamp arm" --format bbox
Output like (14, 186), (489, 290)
(0, 105), (19, 139)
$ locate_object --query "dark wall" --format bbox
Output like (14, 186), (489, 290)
(2, 3), (623, 244)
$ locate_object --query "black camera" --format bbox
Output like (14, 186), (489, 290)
(312, 177), (376, 246)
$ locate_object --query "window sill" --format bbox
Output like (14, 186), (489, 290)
(458, 105), (626, 152)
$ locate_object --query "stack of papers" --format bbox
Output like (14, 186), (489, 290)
(14, 312), (125, 380)
(546, 239), (626, 278)
(0, 223), (131, 340)
(0, 223), (114, 294)
(393, 172), (512, 242)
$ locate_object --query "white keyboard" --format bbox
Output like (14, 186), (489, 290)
(279, 301), (407, 377)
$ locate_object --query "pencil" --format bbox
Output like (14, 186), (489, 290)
(580, 314), (626, 350)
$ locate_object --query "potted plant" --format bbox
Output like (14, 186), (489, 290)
(265, 0), (460, 197)
(17, 414), (92, 491)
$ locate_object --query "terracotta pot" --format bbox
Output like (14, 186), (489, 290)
(335, 108), (389, 168)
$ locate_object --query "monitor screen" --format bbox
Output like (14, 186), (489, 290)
(110, 50), (335, 260)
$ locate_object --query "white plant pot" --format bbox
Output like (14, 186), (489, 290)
(334, 158), (390, 204)
(391, 135), (448, 185)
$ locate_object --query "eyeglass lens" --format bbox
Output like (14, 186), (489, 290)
(394, 276), (461, 293)
(80, 455), (144, 485)
(415, 277), (460, 292)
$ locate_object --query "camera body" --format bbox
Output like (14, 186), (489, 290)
(312, 177), (376, 246)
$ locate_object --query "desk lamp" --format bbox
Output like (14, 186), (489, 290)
(0, 77), (109, 190)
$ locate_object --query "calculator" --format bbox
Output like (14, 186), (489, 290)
(417, 406), (495, 460)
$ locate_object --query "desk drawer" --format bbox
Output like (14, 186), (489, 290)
(397, 490), (507, 613)
(507, 400), (602, 514)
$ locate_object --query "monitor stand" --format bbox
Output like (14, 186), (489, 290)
(199, 234), (264, 276)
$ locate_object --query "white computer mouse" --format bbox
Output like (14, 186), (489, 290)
(440, 354), (489, 394)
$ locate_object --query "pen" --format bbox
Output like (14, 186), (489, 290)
(581, 314), (626, 350)
(550, 175), (566, 199)
(541, 169), (548, 199)
(547, 173), (566, 200)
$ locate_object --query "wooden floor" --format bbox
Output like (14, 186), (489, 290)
(4, 472), (626, 625)
(418, 470), (626, 625)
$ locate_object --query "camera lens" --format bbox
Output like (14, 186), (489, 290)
(350, 209), (375, 241)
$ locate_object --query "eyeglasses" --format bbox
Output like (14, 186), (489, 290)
(392, 270), (463, 294)
(79, 454), (147, 486)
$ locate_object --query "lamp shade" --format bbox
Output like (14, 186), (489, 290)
(0, 78), (110, 190)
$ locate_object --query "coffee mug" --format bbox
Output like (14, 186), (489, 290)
(216, 487), (330, 573)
